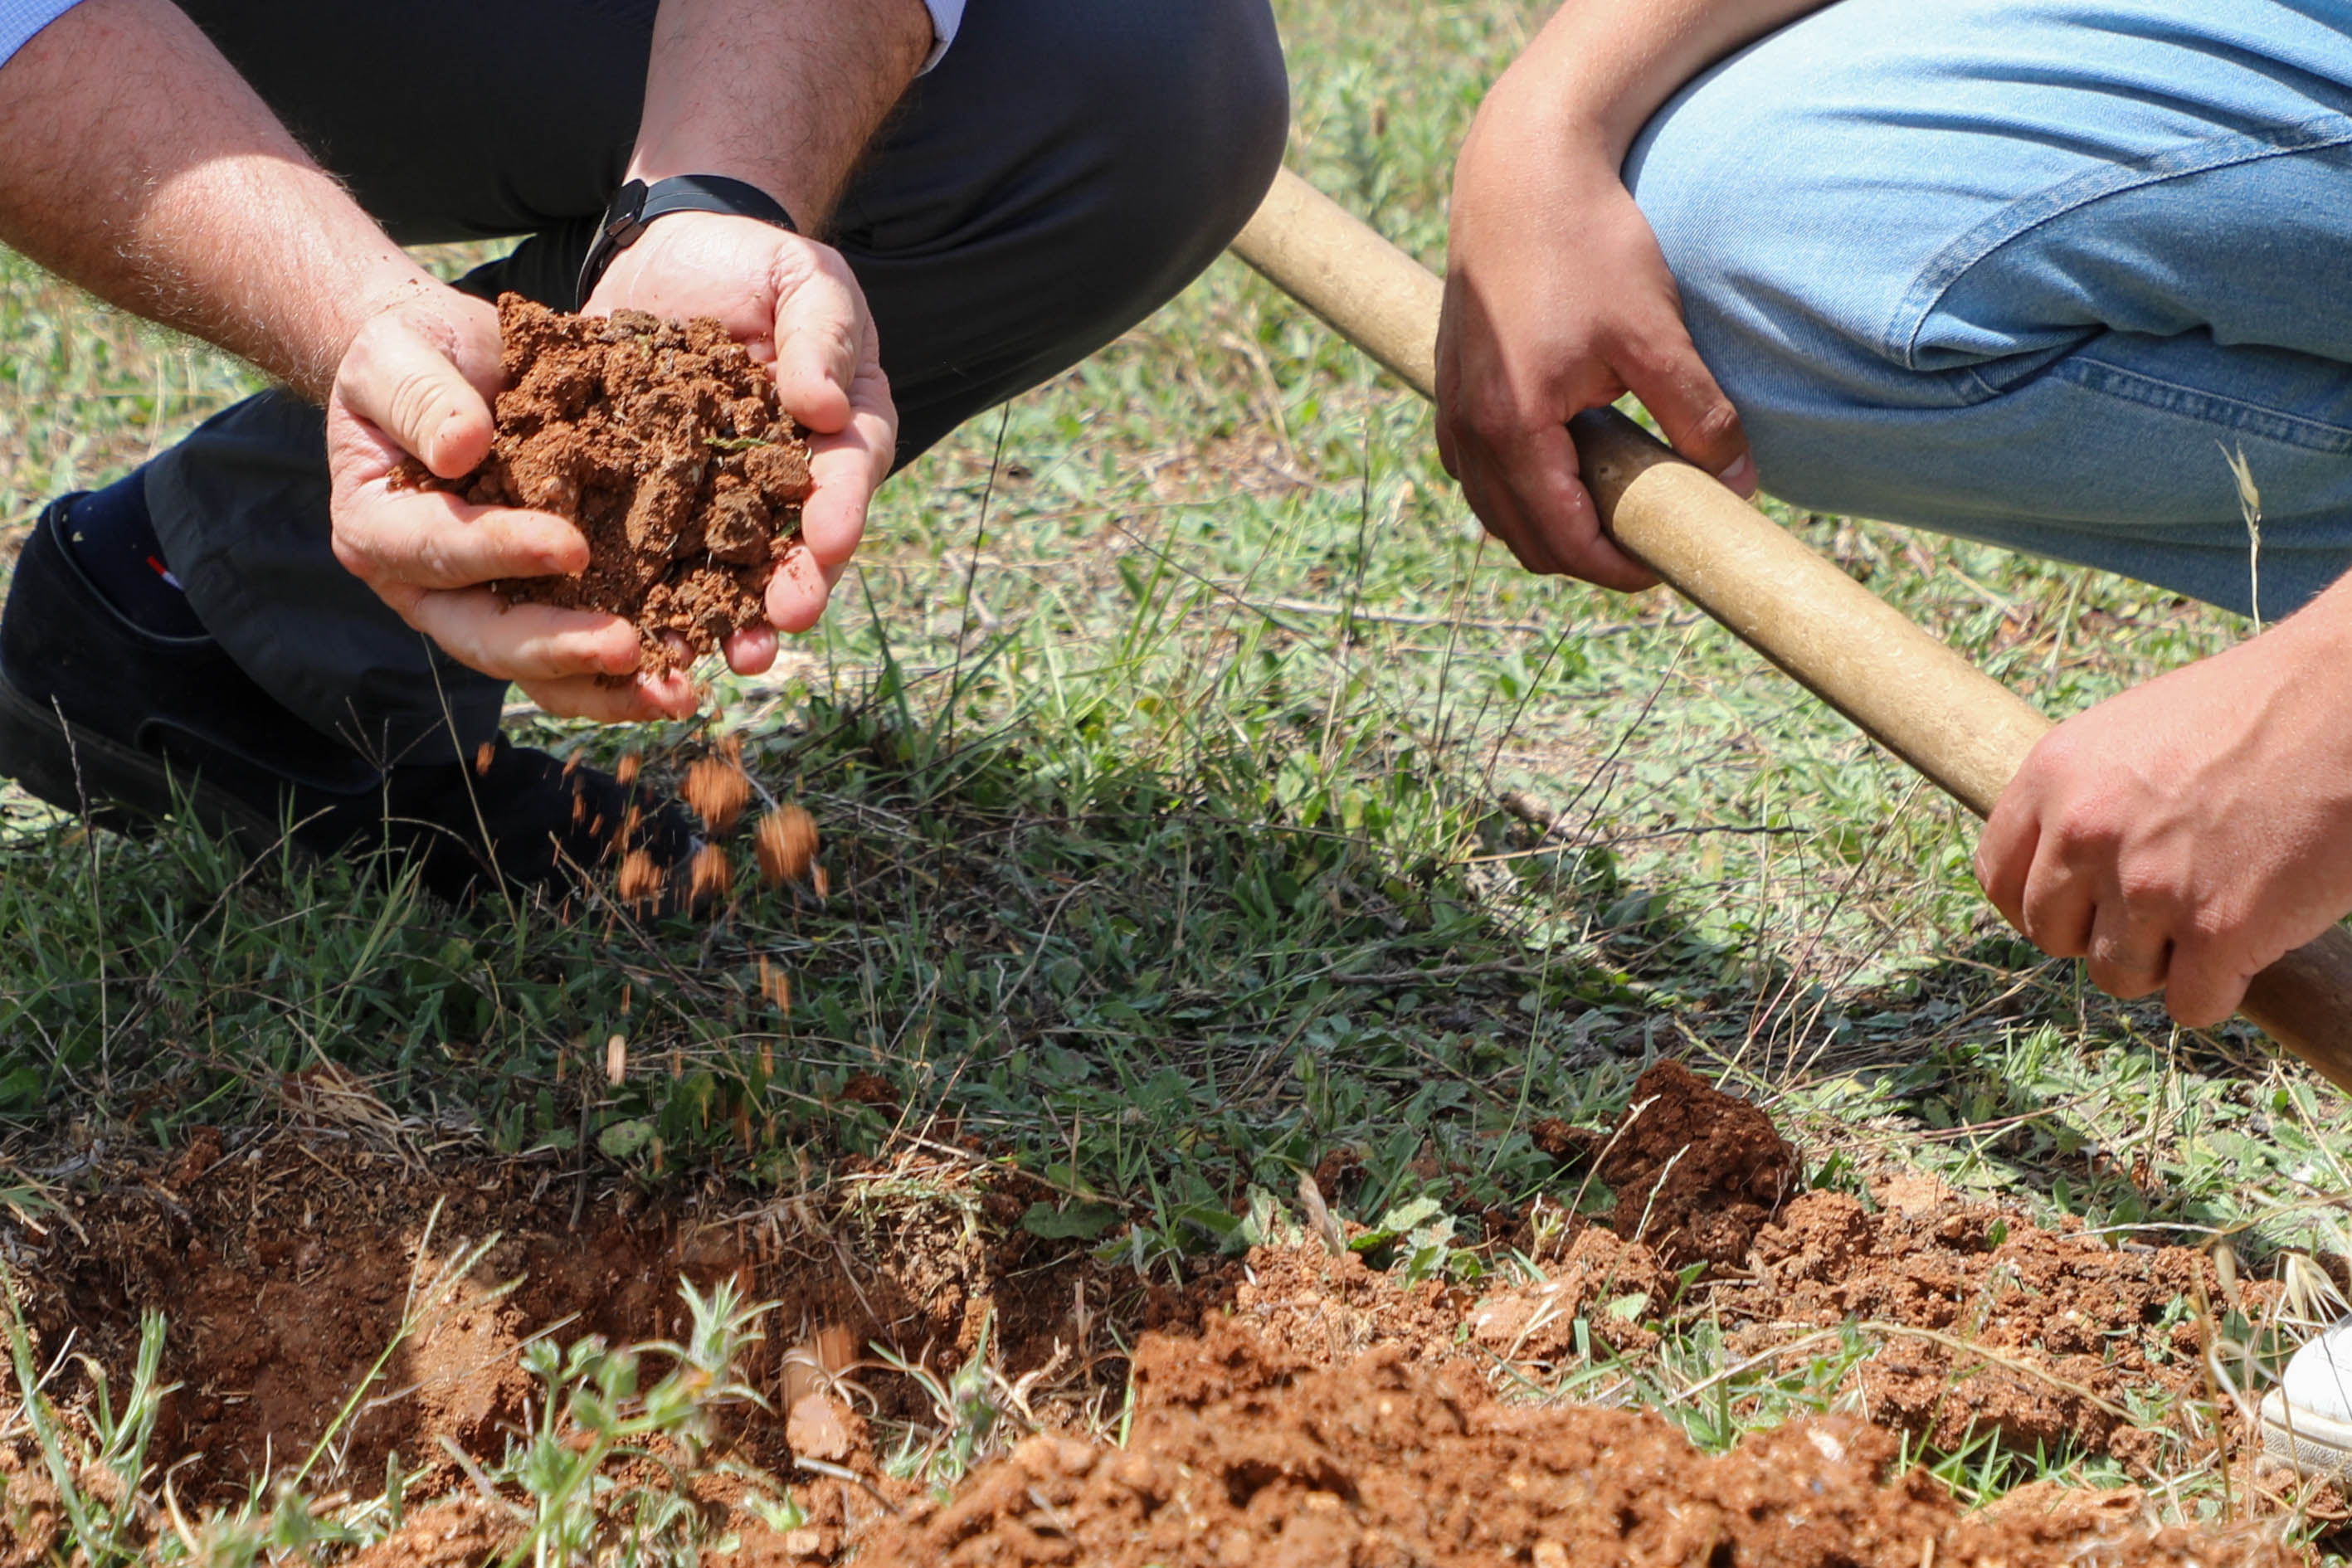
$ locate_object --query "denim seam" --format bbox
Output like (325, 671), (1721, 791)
(1887, 110), (2352, 373)
(2059, 353), (2352, 455)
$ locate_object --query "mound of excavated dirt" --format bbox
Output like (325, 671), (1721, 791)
(860, 1317), (2295, 1568)
(0, 1068), (2311, 1568)
(1600, 1059), (1799, 1270)
(408, 293), (813, 676)
(1726, 1187), (2231, 1474)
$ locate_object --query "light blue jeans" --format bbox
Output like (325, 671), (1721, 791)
(1627, 0), (2352, 621)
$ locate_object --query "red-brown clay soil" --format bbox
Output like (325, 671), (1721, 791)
(0, 1065), (2311, 1567)
(1600, 1059), (1801, 1270)
(410, 293), (813, 676)
(1726, 1186), (2228, 1473)
(864, 1318), (2294, 1568)
(1490, 1064), (2247, 1478)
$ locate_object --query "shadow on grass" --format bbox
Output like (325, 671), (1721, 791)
(0, 678), (1695, 1260)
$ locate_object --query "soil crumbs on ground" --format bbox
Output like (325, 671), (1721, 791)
(407, 292), (813, 676)
(0, 1063), (2316, 1566)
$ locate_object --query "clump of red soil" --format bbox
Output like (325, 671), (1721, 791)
(415, 292), (813, 676)
(1725, 1185), (2236, 1475)
(1599, 1059), (1799, 1269)
(861, 1317), (2296, 1568)
(1468, 1223), (1672, 1358)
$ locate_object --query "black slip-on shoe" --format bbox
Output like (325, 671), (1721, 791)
(0, 493), (695, 904)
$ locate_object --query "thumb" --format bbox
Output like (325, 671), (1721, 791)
(1616, 325), (1752, 494)
(334, 311), (497, 479)
(769, 247), (863, 436)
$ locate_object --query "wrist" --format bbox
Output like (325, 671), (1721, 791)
(624, 152), (820, 234)
(577, 175), (800, 309)
(1492, 19), (1643, 158)
(280, 250), (442, 402)
(345, 263), (441, 324)
(1472, 57), (1624, 178)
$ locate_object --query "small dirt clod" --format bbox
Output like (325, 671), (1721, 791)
(682, 755), (752, 834)
(1599, 1059), (1799, 1270)
(616, 848), (663, 906)
(756, 805), (819, 886)
(688, 843), (733, 907)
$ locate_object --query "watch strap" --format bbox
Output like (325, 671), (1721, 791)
(575, 174), (799, 309)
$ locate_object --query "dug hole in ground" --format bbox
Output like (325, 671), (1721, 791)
(0, 1060), (2325, 1567)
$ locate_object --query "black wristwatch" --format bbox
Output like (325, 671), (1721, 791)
(575, 174), (799, 309)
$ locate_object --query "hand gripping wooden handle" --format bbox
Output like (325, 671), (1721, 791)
(1230, 166), (2352, 1092)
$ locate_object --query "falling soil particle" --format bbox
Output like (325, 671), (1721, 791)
(688, 840), (734, 906)
(404, 293), (813, 676)
(1599, 1059), (1799, 1269)
(616, 845), (664, 904)
(756, 803), (819, 885)
(684, 753), (752, 834)
(859, 1317), (2296, 1568)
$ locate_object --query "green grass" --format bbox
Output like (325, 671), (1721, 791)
(2, 0), (2346, 1557)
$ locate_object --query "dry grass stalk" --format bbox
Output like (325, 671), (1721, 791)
(781, 1322), (862, 1409)
(615, 751), (642, 786)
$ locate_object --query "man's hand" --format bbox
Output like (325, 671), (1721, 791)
(324, 285), (704, 723)
(1975, 600), (2352, 1026)
(328, 0), (926, 725)
(584, 210), (895, 659)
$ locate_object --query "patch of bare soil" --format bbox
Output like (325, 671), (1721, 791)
(1492, 1064), (2241, 1478)
(862, 1317), (2293, 1568)
(0, 1062), (2306, 1566)
(12, 1134), (1108, 1515)
(407, 292), (813, 676)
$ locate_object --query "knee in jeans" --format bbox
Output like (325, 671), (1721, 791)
(1634, 153), (1902, 437)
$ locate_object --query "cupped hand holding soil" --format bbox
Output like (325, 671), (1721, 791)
(409, 293), (815, 679)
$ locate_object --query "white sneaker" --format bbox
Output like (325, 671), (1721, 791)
(2260, 1316), (2352, 1478)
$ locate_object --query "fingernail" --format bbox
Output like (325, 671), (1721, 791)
(1716, 454), (1757, 494)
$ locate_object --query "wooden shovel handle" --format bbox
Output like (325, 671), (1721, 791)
(1231, 166), (2352, 1093)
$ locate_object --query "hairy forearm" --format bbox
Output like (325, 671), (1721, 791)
(0, 0), (432, 399)
(628, 0), (933, 230)
(1496, 0), (1836, 158)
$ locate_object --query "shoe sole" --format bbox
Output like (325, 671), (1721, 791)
(2258, 1389), (2352, 1478)
(0, 664), (280, 856)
